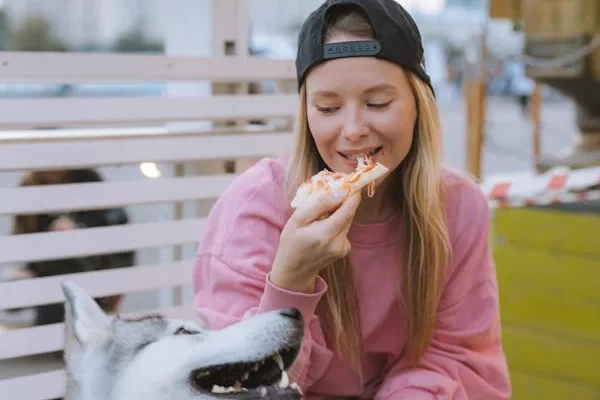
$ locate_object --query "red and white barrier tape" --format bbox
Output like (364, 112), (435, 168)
(488, 189), (600, 209)
(480, 166), (600, 208)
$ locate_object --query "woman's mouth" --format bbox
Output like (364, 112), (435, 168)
(338, 146), (383, 166)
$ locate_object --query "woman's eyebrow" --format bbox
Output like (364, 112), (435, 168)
(311, 90), (339, 98)
(311, 84), (398, 98)
(364, 84), (398, 94)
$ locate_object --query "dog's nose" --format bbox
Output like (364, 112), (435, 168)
(280, 308), (302, 320)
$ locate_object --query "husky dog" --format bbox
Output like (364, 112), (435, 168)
(61, 281), (304, 400)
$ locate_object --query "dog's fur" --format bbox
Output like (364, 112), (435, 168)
(61, 281), (304, 400)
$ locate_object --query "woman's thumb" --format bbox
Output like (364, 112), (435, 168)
(290, 189), (348, 226)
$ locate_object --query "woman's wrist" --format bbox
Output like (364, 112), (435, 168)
(269, 269), (317, 294)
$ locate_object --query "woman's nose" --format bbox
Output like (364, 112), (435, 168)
(341, 111), (368, 142)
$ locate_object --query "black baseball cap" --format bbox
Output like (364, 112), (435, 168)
(295, 0), (433, 94)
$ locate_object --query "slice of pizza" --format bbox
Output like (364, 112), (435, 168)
(291, 156), (389, 209)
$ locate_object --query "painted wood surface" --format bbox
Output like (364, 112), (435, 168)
(492, 206), (600, 399)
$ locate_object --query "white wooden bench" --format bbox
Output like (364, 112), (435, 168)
(0, 50), (298, 399)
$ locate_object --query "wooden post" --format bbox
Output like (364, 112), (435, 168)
(531, 83), (542, 171)
(211, 0), (255, 173)
(465, 29), (487, 180)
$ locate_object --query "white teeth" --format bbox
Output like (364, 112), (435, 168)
(356, 155), (367, 169)
(290, 382), (302, 394)
(351, 149), (378, 162)
(210, 385), (227, 393)
(278, 370), (290, 388)
(195, 370), (210, 378)
(210, 384), (248, 394)
(210, 353), (298, 395)
(273, 352), (289, 388)
(273, 353), (284, 370)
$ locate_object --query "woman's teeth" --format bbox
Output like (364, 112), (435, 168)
(344, 147), (381, 160)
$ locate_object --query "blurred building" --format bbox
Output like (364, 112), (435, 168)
(444, 0), (485, 10)
(0, 0), (166, 49)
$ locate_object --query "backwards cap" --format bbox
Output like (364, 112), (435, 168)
(295, 0), (434, 94)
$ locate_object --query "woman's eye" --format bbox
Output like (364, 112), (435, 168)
(367, 101), (392, 109)
(316, 106), (340, 114)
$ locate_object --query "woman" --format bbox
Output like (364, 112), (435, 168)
(12, 168), (134, 326)
(193, 0), (511, 398)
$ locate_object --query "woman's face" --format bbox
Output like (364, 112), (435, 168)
(39, 170), (68, 184)
(305, 34), (417, 179)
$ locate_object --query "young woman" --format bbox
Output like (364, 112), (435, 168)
(12, 168), (134, 326)
(193, 0), (511, 398)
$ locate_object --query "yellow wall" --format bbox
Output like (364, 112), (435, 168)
(493, 207), (600, 399)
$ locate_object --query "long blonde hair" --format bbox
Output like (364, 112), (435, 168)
(284, 6), (451, 373)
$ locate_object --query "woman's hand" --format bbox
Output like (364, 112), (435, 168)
(270, 189), (362, 293)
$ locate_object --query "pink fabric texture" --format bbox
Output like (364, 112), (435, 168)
(193, 157), (511, 399)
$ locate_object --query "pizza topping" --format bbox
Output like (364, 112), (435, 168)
(291, 154), (389, 208)
(367, 181), (376, 198)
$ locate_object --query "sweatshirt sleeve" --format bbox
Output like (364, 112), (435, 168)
(192, 159), (335, 390)
(375, 183), (511, 400)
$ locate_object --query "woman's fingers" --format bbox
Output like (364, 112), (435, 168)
(319, 191), (362, 238)
(289, 189), (348, 227)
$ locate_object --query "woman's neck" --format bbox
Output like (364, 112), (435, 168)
(354, 178), (398, 224)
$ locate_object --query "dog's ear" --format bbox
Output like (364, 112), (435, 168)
(61, 280), (110, 345)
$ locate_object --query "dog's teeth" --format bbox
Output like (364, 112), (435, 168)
(290, 382), (302, 394)
(278, 370), (290, 388)
(273, 353), (284, 370)
(241, 371), (250, 381)
(195, 370), (210, 378)
(253, 363), (260, 371)
(211, 385), (227, 393)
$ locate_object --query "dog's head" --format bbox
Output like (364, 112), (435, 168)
(61, 280), (304, 400)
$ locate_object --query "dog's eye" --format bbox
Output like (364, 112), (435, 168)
(174, 326), (197, 335)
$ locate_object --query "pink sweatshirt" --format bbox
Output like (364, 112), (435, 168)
(193, 156), (511, 399)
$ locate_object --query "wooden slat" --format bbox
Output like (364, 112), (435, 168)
(499, 279), (600, 342)
(494, 241), (599, 302)
(0, 261), (194, 310)
(0, 52), (296, 83)
(0, 132), (292, 171)
(0, 175), (237, 215)
(0, 370), (65, 400)
(0, 305), (197, 360)
(495, 208), (600, 258)
(510, 368), (600, 400)
(0, 219), (205, 265)
(0, 94), (298, 129)
(0, 123), (279, 143)
(502, 325), (600, 387)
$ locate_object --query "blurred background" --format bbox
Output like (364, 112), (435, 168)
(0, 0), (598, 399)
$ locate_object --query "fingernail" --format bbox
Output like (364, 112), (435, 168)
(331, 189), (347, 200)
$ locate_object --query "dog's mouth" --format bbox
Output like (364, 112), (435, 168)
(191, 346), (302, 399)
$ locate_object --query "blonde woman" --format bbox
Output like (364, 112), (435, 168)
(193, 0), (511, 398)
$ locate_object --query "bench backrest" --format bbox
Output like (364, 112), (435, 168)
(0, 50), (298, 399)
